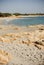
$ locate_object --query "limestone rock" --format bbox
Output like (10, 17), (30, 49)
(0, 50), (12, 64)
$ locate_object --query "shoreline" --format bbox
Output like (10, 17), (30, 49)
(0, 15), (44, 21)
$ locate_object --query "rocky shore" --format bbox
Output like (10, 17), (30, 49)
(0, 24), (44, 65)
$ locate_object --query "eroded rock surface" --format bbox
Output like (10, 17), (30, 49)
(0, 50), (12, 65)
(0, 25), (44, 65)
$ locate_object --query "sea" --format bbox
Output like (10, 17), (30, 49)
(3, 16), (44, 26)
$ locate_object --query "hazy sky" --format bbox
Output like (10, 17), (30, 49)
(0, 0), (44, 13)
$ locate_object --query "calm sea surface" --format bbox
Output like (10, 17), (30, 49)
(5, 16), (44, 26)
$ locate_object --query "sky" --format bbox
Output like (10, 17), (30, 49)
(0, 0), (44, 13)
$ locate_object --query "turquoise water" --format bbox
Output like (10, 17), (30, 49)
(8, 16), (44, 26)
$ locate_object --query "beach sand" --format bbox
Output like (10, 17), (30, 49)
(0, 18), (44, 65)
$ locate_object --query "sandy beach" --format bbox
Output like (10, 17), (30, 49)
(0, 0), (44, 64)
(0, 17), (44, 65)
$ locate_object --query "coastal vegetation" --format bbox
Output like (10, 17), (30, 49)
(0, 12), (44, 17)
(0, 12), (12, 17)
